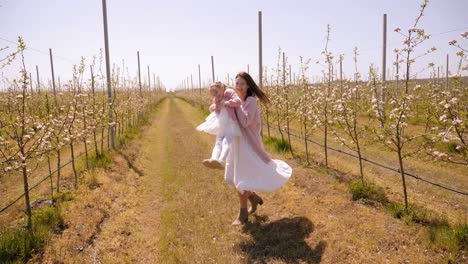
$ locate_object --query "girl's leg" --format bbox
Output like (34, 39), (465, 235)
(210, 135), (224, 160)
(219, 134), (233, 162)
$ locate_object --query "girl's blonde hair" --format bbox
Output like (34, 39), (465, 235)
(209, 81), (226, 91)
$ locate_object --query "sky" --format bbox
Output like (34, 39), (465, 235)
(0, 0), (467, 91)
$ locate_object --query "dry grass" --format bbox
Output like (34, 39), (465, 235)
(34, 96), (463, 263)
(0, 132), (111, 229)
(263, 123), (468, 226)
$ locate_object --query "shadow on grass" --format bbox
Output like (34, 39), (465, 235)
(238, 215), (326, 264)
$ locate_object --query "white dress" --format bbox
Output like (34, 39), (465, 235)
(224, 97), (292, 193)
(196, 105), (241, 137)
(224, 134), (292, 192)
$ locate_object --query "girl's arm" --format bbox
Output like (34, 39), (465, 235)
(209, 97), (217, 112)
(224, 89), (242, 108)
(209, 103), (216, 112)
(235, 97), (257, 128)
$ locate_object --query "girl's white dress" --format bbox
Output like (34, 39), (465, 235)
(196, 106), (241, 137)
(224, 97), (292, 193)
(198, 96), (291, 193)
(224, 133), (292, 192)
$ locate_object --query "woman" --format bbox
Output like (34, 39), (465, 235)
(215, 71), (292, 225)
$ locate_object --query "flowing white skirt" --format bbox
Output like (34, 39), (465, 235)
(196, 108), (241, 137)
(224, 133), (292, 192)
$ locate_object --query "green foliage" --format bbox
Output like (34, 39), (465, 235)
(117, 126), (140, 146)
(428, 224), (468, 251)
(0, 206), (64, 263)
(88, 152), (112, 170)
(53, 191), (73, 202)
(263, 136), (291, 153)
(386, 203), (448, 227)
(349, 180), (389, 204)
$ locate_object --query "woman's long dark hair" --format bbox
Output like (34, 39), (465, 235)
(235, 71), (270, 104)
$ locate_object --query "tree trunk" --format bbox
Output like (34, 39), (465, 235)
(397, 148), (409, 210)
(56, 149), (61, 193)
(70, 138), (78, 189)
(21, 157), (33, 232)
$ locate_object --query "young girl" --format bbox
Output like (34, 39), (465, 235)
(196, 81), (242, 169)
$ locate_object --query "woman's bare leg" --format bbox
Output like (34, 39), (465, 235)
(233, 191), (250, 225)
(239, 190), (250, 208)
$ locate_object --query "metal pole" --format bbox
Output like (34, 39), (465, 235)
(191, 74), (193, 92)
(35, 65), (40, 94)
(446, 54), (449, 90)
(137, 51), (142, 94)
(147, 65), (151, 91)
(258, 11), (263, 89)
(101, 0), (115, 149)
(198, 64), (202, 96)
(122, 59), (125, 89)
(29, 72), (33, 94)
(49, 49), (57, 105)
(211, 55), (215, 82)
(381, 14), (387, 103)
(396, 53), (399, 91)
(340, 55), (343, 96)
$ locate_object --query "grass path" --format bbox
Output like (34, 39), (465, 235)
(41, 96), (455, 263)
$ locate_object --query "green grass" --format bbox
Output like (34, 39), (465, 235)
(348, 180), (389, 205)
(386, 203), (448, 227)
(348, 181), (467, 252)
(384, 202), (468, 252)
(76, 151), (113, 175)
(263, 136), (291, 153)
(88, 152), (112, 170)
(0, 206), (64, 263)
(53, 191), (74, 202)
(117, 126), (140, 146)
(428, 224), (468, 251)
